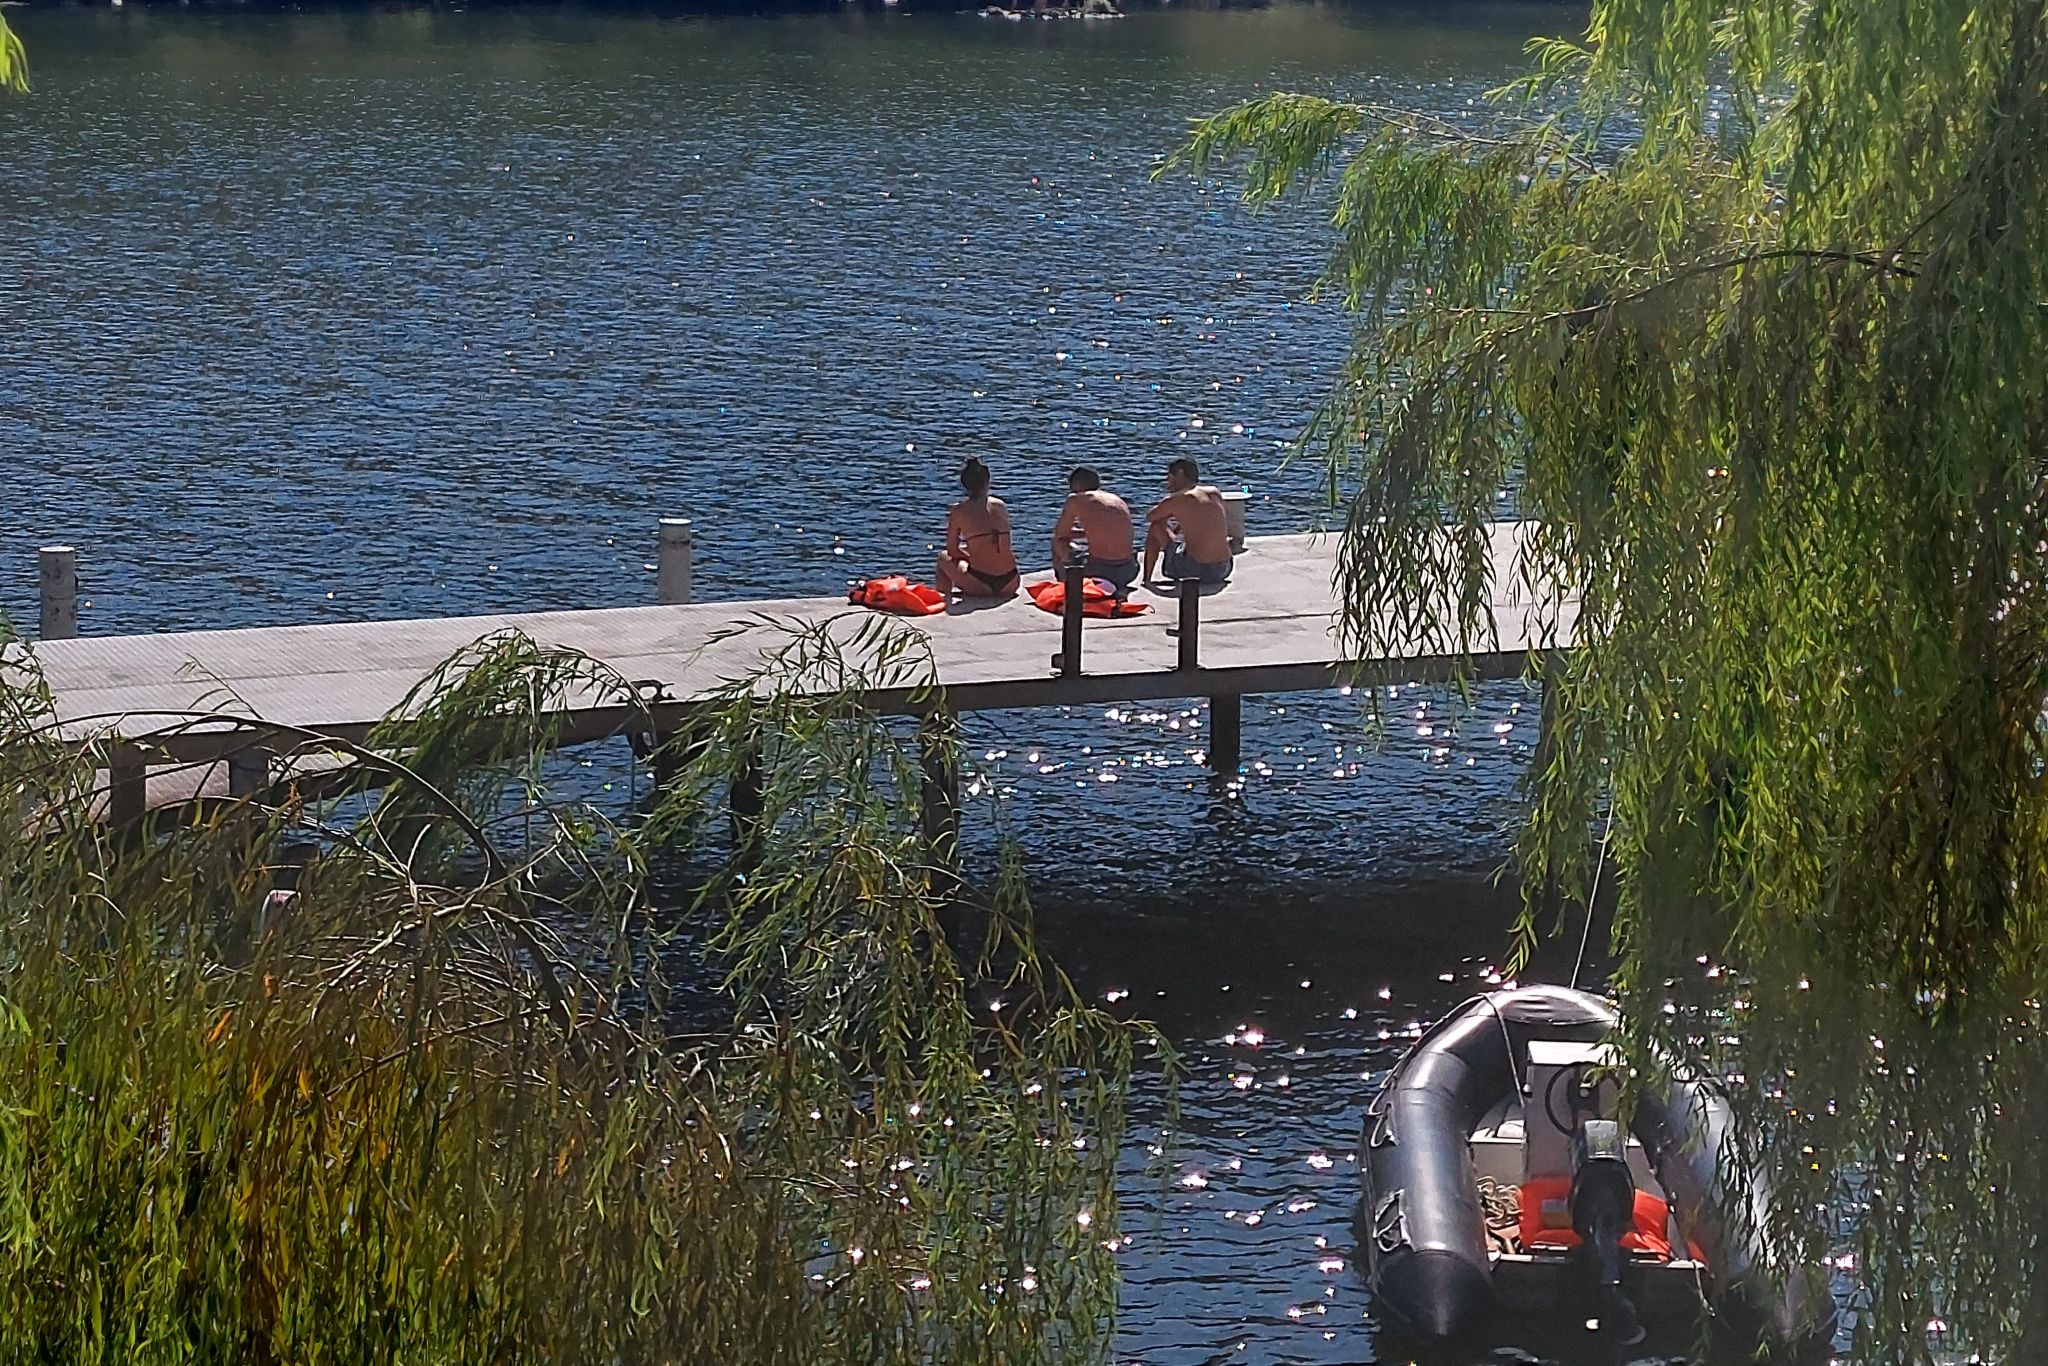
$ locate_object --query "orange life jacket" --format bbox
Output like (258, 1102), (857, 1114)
(848, 576), (947, 617)
(1026, 578), (1150, 619)
(1516, 1176), (1700, 1261)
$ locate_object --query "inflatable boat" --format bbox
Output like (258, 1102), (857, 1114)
(1359, 985), (1829, 1351)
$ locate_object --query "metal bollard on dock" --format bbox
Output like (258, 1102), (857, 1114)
(1176, 578), (1201, 670)
(39, 545), (78, 640)
(656, 518), (694, 605)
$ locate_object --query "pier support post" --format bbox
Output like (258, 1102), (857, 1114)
(1176, 579), (1201, 670)
(650, 732), (684, 790)
(1532, 653), (1564, 912)
(651, 716), (720, 797)
(39, 545), (78, 640)
(919, 709), (960, 881)
(1532, 652), (1562, 777)
(1056, 564), (1085, 677)
(1207, 694), (1242, 782)
(1531, 651), (1572, 917)
(108, 745), (146, 827)
(729, 728), (763, 859)
(657, 518), (694, 605)
(627, 680), (686, 789)
(228, 744), (271, 800)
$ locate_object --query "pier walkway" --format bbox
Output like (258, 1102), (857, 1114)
(23, 524), (1570, 822)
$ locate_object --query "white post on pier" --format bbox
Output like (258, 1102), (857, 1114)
(656, 518), (694, 605)
(39, 545), (79, 640)
(1221, 490), (1250, 554)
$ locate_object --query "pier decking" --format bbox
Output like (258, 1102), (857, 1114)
(24, 524), (1571, 819)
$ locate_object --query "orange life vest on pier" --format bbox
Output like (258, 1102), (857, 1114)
(1026, 578), (1149, 619)
(848, 576), (947, 617)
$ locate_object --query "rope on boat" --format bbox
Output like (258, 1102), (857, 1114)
(1476, 1175), (1522, 1256)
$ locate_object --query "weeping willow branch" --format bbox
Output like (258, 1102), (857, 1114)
(1172, 0), (2048, 1358)
(0, 15), (25, 95)
(0, 620), (1151, 1363)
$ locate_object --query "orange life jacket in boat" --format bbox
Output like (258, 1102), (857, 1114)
(1516, 1176), (1698, 1261)
(1026, 578), (1150, 619)
(848, 576), (947, 617)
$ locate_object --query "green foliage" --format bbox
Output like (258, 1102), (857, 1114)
(1171, 0), (2048, 1357)
(0, 15), (22, 94)
(0, 621), (1144, 1363)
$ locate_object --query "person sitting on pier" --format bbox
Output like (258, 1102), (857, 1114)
(1051, 465), (1139, 595)
(937, 457), (1020, 598)
(1143, 456), (1233, 587)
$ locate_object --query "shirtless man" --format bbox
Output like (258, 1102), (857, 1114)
(1143, 456), (1233, 586)
(936, 457), (1020, 597)
(1050, 466), (1138, 594)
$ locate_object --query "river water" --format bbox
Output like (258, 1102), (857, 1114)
(0, 5), (1646, 1361)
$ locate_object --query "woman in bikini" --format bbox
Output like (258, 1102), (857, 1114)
(936, 457), (1019, 598)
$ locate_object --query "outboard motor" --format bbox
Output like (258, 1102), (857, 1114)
(1571, 1116), (1643, 1344)
(1527, 1041), (1647, 1346)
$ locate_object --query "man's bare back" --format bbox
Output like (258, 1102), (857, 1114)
(1051, 467), (1139, 593)
(1155, 486), (1229, 562)
(1054, 490), (1135, 565)
(1143, 457), (1234, 585)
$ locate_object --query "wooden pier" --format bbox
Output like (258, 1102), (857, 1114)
(20, 523), (1571, 822)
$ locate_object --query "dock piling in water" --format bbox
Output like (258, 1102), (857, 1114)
(39, 545), (78, 640)
(919, 709), (960, 872)
(1208, 694), (1242, 781)
(729, 726), (764, 860)
(228, 744), (271, 799)
(657, 518), (694, 605)
(108, 745), (146, 826)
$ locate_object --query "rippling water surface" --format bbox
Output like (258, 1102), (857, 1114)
(0, 6), (1644, 1359)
